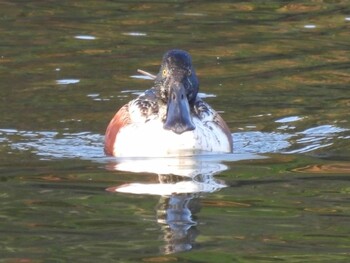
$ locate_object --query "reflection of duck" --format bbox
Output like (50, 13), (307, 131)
(107, 157), (227, 195)
(157, 194), (200, 254)
(107, 157), (227, 254)
(104, 49), (232, 157)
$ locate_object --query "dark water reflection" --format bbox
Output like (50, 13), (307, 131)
(1, 0), (350, 262)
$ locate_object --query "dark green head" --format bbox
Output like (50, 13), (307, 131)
(155, 50), (199, 134)
(155, 49), (199, 105)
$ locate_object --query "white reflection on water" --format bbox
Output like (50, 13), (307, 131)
(74, 35), (96, 40)
(122, 32), (147, 36)
(107, 157), (229, 195)
(1, 129), (103, 159)
(304, 24), (317, 29)
(56, 79), (80, 85)
(275, 116), (304, 123)
(286, 125), (348, 154)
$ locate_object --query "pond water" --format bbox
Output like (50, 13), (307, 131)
(1, 1), (350, 262)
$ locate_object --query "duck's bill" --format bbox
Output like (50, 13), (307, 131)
(163, 82), (195, 134)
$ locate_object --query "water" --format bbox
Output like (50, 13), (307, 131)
(1, 1), (350, 262)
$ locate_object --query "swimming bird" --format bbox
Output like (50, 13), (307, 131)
(104, 49), (233, 157)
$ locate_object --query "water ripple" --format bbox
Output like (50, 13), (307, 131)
(0, 124), (348, 160)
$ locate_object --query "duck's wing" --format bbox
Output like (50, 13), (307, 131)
(104, 104), (131, 155)
(194, 98), (233, 152)
(128, 89), (160, 122)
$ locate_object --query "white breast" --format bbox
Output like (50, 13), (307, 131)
(112, 118), (232, 157)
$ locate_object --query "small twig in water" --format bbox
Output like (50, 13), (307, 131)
(137, 69), (156, 80)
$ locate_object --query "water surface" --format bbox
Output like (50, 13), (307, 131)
(1, 1), (349, 262)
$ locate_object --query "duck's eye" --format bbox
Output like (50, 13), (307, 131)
(162, 69), (167, 76)
(187, 69), (192, 76)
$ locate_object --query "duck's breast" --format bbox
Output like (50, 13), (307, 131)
(112, 117), (232, 157)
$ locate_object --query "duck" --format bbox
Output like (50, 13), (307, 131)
(104, 49), (233, 157)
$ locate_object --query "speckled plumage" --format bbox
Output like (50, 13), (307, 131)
(104, 50), (232, 157)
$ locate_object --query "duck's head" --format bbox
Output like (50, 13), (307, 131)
(155, 49), (199, 134)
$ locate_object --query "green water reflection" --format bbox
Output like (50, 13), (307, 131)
(1, 1), (349, 262)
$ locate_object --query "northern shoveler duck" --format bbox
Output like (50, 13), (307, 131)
(104, 49), (233, 157)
